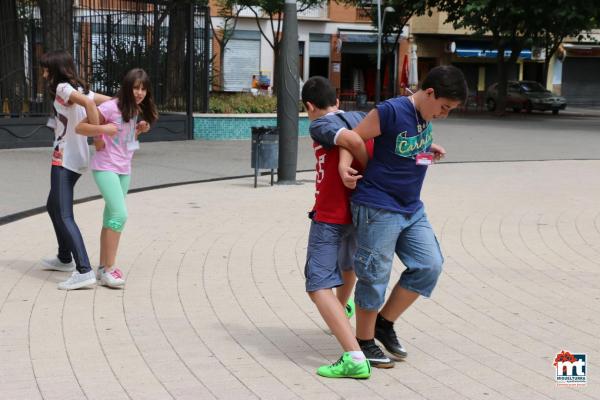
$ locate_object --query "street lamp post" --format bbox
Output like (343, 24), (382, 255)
(375, 2), (394, 104)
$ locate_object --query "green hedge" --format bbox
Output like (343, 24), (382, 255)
(209, 93), (277, 114)
(208, 93), (306, 114)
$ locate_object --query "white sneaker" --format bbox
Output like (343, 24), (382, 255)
(41, 257), (76, 272)
(99, 267), (125, 288)
(57, 270), (96, 290)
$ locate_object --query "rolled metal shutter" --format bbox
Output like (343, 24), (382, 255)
(223, 38), (261, 92)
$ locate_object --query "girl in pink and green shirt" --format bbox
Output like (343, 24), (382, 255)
(76, 68), (158, 288)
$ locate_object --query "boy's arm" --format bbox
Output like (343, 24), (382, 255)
(430, 143), (446, 162)
(335, 109), (380, 170)
(353, 109), (381, 140)
(335, 129), (368, 169)
(338, 147), (362, 189)
(310, 116), (371, 168)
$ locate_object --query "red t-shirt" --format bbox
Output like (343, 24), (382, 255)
(312, 138), (374, 224)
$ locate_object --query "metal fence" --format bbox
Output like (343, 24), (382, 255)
(0, 0), (210, 147)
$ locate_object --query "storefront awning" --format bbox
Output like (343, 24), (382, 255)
(563, 43), (600, 57)
(455, 48), (532, 60)
(339, 33), (397, 44)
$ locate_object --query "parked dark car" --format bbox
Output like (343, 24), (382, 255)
(485, 80), (567, 114)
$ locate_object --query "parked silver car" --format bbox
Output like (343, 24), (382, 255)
(485, 80), (567, 115)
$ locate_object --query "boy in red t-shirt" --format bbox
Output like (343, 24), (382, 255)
(301, 76), (376, 378)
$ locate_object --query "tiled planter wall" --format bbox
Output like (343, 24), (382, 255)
(194, 113), (309, 140)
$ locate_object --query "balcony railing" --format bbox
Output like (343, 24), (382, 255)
(298, 4), (328, 19)
(234, 3), (328, 19)
(356, 7), (371, 22)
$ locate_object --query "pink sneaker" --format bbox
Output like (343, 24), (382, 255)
(99, 267), (125, 288)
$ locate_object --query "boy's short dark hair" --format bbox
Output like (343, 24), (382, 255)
(421, 65), (468, 103)
(301, 76), (337, 109)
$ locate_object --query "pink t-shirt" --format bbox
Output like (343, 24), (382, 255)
(90, 99), (139, 175)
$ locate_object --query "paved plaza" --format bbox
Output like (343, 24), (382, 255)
(1, 160), (599, 399)
(1, 113), (599, 399)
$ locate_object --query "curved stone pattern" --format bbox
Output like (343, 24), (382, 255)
(1, 161), (598, 399)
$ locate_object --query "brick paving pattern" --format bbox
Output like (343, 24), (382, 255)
(1, 161), (599, 399)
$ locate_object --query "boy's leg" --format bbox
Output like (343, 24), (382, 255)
(337, 270), (356, 318)
(376, 208), (443, 359)
(336, 227), (357, 315)
(308, 289), (360, 351)
(379, 286), (419, 324)
(336, 271), (355, 308)
(351, 204), (404, 368)
(305, 221), (370, 378)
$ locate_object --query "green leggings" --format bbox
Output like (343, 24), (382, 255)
(93, 171), (131, 232)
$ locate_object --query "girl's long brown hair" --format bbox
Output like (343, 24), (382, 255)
(117, 68), (158, 124)
(40, 50), (88, 98)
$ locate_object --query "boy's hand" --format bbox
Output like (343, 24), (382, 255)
(339, 165), (362, 189)
(430, 143), (446, 162)
(135, 121), (150, 137)
(103, 123), (118, 137)
(93, 137), (105, 151)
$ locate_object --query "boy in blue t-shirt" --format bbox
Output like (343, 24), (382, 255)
(340, 65), (468, 368)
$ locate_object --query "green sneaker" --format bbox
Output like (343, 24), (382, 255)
(345, 298), (355, 319)
(317, 353), (371, 379)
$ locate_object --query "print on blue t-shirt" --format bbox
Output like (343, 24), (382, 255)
(352, 96), (432, 214)
(395, 123), (432, 159)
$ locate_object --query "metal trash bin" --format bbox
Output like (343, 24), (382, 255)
(251, 126), (279, 187)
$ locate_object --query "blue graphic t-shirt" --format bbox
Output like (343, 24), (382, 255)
(352, 96), (432, 214)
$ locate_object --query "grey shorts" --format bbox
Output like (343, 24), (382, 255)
(304, 220), (357, 292)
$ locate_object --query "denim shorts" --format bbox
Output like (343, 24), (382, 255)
(304, 220), (357, 292)
(351, 203), (444, 310)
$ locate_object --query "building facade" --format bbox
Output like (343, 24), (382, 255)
(210, 3), (600, 106)
(209, 0), (409, 102)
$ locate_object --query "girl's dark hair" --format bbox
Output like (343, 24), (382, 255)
(117, 68), (158, 124)
(40, 50), (88, 98)
(421, 65), (468, 103)
(301, 76), (337, 109)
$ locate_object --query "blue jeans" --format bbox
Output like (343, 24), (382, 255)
(304, 220), (356, 292)
(46, 166), (92, 274)
(351, 203), (443, 310)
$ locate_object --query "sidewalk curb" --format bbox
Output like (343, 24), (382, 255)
(0, 169), (314, 226)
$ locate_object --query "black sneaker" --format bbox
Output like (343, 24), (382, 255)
(375, 320), (408, 360)
(358, 340), (394, 369)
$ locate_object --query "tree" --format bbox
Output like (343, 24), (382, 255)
(437, 0), (547, 114)
(0, 0), (27, 114)
(339, 0), (438, 96)
(210, 0), (245, 90)
(236, 0), (325, 90)
(37, 0), (73, 51)
(154, 0), (208, 109)
(165, 1), (188, 109)
(532, 0), (599, 87)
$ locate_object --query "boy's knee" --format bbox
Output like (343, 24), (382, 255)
(420, 253), (444, 287)
(429, 253), (444, 279)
